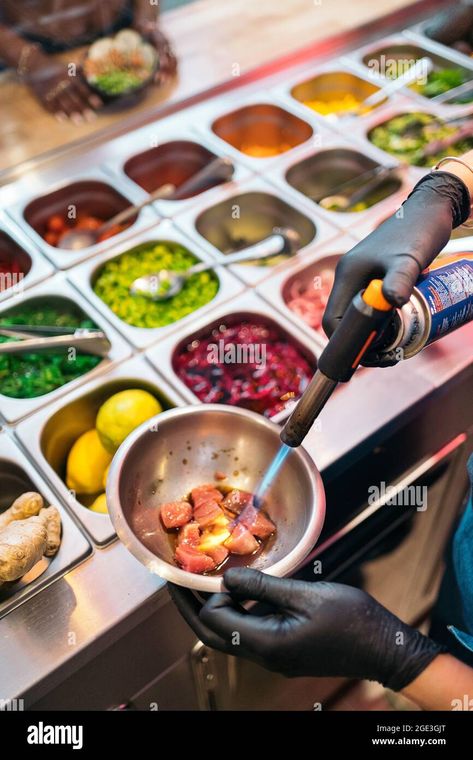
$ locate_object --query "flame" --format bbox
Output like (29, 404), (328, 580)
(199, 514), (232, 551)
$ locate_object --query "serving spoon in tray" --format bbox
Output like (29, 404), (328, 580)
(129, 227), (301, 301)
(59, 156), (235, 250)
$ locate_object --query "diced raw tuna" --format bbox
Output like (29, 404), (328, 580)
(175, 545), (216, 574)
(177, 521), (201, 547)
(205, 545), (229, 566)
(239, 505), (276, 540)
(221, 489), (254, 514)
(191, 484), (223, 509)
(214, 471), (227, 481)
(160, 500), (192, 529)
(224, 523), (259, 555)
(193, 500), (224, 528)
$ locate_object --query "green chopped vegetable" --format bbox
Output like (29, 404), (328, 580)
(412, 67), (471, 101)
(95, 71), (144, 95)
(369, 111), (473, 167)
(0, 305), (102, 399)
(93, 242), (220, 328)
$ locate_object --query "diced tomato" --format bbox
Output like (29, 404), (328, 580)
(160, 500), (192, 529)
(177, 521), (201, 547)
(44, 231), (59, 246)
(47, 215), (66, 232)
(175, 545), (216, 574)
(224, 523), (259, 555)
(76, 216), (102, 231)
(193, 500), (224, 528)
(222, 489), (254, 514)
(239, 505), (276, 540)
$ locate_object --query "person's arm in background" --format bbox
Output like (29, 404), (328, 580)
(132, 0), (177, 85)
(0, 21), (101, 123)
(322, 151), (473, 364)
(403, 654), (473, 710)
(169, 569), (473, 711)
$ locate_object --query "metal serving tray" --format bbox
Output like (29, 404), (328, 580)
(0, 429), (91, 619)
(264, 133), (410, 231)
(174, 174), (340, 286)
(0, 211), (54, 303)
(15, 355), (186, 546)
(69, 220), (243, 350)
(269, 58), (406, 129)
(101, 122), (252, 219)
(0, 273), (132, 423)
(347, 32), (473, 115)
(256, 233), (359, 343)
(192, 93), (333, 174)
(7, 167), (158, 270)
(146, 289), (323, 426)
(347, 99), (473, 181)
(406, 22), (473, 74)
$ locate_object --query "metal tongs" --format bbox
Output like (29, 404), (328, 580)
(0, 324), (112, 357)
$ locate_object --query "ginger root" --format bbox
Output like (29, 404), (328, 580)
(40, 506), (62, 557)
(0, 517), (48, 582)
(0, 505), (62, 582)
(0, 492), (43, 531)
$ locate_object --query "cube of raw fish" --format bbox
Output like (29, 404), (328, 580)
(193, 500), (225, 528)
(224, 523), (259, 555)
(239, 505), (276, 540)
(177, 521), (201, 547)
(221, 489), (254, 514)
(175, 545), (216, 574)
(191, 484), (223, 508)
(160, 500), (192, 529)
(205, 545), (230, 566)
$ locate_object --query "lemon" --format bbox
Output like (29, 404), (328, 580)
(66, 430), (113, 495)
(90, 493), (108, 513)
(96, 389), (162, 453)
(102, 464), (110, 489)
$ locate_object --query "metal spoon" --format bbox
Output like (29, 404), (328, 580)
(59, 183), (176, 250)
(130, 228), (300, 301)
(330, 57), (433, 120)
(59, 156), (235, 251)
(319, 164), (401, 211)
(169, 156), (235, 199)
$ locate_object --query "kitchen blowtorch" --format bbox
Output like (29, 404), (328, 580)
(280, 279), (394, 448)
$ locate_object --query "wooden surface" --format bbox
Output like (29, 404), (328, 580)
(0, 0), (415, 171)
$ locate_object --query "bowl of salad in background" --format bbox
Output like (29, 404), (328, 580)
(83, 28), (158, 100)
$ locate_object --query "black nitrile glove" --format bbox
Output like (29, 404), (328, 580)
(169, 568), (443, 691)
(322, 171), (471, 365)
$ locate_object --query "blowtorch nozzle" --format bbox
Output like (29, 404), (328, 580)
(280, 279), (394, 448)
(280, 371), (337, 448)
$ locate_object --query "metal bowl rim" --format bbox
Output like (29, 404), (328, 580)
(106, 404), (326, 592)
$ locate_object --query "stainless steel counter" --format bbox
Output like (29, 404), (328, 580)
(2, 323), (472, 704)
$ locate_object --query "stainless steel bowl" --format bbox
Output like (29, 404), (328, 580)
(106, 405), (325, 592)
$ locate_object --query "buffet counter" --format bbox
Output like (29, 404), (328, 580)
(1, 0), (473, 709)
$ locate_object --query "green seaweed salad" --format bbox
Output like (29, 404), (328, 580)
(0, 304), (102, 399)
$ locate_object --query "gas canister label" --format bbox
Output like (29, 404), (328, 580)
(417, 259), (473, 342)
